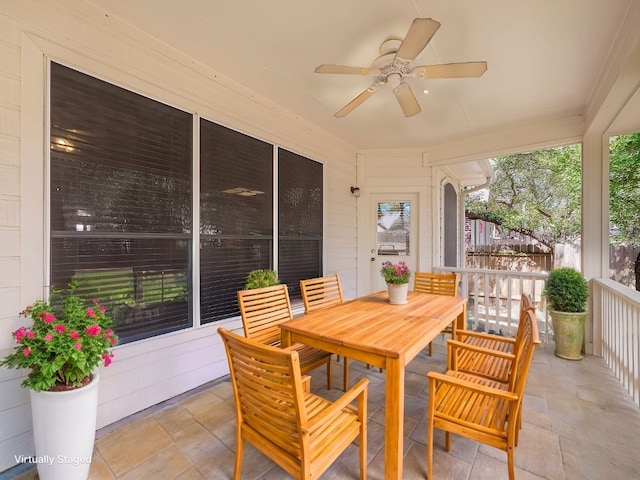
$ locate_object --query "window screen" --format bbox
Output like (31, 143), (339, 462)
(200, 119), (274, 323)
(278, 148), (323, 298)
(50, 62), (193, 343)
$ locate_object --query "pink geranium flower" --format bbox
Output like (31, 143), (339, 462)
(14, 328), (27, 342)
(74, 343), (82, 350)
(86, 308), (96, 318)
(44, 334), (53, 342)
(70, 330), (80, 340)
(39, 311), (55, 323)
(85, 325), (101, 337)
(55, 324), (66, 333)
(23, 347), (31, 356)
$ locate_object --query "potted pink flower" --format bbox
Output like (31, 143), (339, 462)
(1, 281), (118, 479)
(380, 261), (411, 304)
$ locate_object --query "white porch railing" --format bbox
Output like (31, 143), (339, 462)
(592, 278), (640, 408)
(433, 270), (640, 409)
(436, 267), (550, 342)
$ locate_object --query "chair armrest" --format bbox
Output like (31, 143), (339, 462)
(447, 339), (516, 360)
(427, 371), (518, 401)
(455, 330), (516, 345)
(447, 339), (516, 372)
(303, 378), (369, 433)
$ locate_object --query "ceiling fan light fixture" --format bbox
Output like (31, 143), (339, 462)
(387, 73), (402, 89)
(314, 17), (487, 118)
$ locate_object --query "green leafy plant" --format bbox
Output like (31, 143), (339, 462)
(244, 269), (280, 289)
(544, 267), (589, 313)
(0, 281), (118, 392)
(380, 261), (411, 284)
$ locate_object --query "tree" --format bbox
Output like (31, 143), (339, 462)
(465, 145), (582, 253)
(609, 133), (640, 246)
(609, 133), (640, 291)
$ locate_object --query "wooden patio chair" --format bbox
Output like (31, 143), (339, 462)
(300, 275), (349, 390)
(237, 284), (334, 389)
(413, 271), (459, 355)
(218, 328), (368, 480)
(427, 307), (540, 480)
(448, 293), (535, 382)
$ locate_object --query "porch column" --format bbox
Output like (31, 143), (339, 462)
(581, 133), (608, 355)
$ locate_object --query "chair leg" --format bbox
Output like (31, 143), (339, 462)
(507, 445), (515, 480)
(428, 341), (433, 356)
(427, 417), (434, 479)
(233, 435), (244, 480)
(359, 401), (367, 480)
(343, 358), (349, 391)
(326, 357), (332, 390)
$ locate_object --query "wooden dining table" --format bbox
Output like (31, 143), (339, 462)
(280, 290), (467, 480)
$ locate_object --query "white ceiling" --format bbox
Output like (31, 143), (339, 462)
(86, 0), (639, 154)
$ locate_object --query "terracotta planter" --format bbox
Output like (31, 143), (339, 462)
(550, 310), (587, 360)
(30, 370), (100, 479)
(387, 283), (409, 305)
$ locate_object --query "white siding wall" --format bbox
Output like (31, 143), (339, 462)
(0, 3), (358, 472)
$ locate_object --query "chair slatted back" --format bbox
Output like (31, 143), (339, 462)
(218, 328), (305, 459)
(510, 306), (540, 392)
(300, 275), (344, 313)
(237, 284), (293, 346)
(414, 272), (459, 296)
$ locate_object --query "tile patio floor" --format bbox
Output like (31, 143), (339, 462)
(10, 337), (640, 479)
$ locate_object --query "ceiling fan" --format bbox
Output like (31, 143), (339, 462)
(314, 18), (487, 118)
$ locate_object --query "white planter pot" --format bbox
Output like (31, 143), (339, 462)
(30, 370), (100, 480)
(387, 283), (409, 305)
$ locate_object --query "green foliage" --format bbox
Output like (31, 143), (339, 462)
(544, 267), (589, 313)
(244, 269), (280, 289)
(609, 133), (640, 246)
(0, 282), (118, 391)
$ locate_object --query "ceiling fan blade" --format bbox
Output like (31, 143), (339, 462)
(315, 64), (372, 75)
(414, 61), (488, 79)
(395, 18), (441, 61)
(335, 87), (377, 118)
(393, 82), (421, 117)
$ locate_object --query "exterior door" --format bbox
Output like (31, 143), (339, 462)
(369, 193), (418, 292)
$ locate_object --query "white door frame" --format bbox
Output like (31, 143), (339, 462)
(356, 186), (430, 296)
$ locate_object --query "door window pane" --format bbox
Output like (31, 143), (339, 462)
(377, 202), (410, 256)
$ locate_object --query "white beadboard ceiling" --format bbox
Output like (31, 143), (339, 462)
(85, 0), (640, 174)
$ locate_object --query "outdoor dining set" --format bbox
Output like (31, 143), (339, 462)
(219, 273), (539, 480)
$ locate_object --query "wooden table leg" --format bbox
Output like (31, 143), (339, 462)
(456, 302), (467, 331)
(281, 330), (292, 348)
(384, 356), (404, 480)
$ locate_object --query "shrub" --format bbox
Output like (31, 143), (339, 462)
(544, 267), (588, 312)
(244, 269), (280, 289)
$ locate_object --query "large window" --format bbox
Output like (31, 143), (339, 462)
(278, 148), (323, 298)
(49, 63), (323, 342)
(50, 63), (193, 344)
(200, 120), (273, 323)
